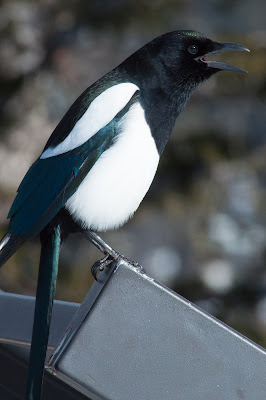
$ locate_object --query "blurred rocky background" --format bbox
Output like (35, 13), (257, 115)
(0, 0), (265, 347)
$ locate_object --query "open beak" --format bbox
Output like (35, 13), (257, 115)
(196, 42), (250, 73)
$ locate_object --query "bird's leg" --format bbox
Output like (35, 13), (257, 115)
(83, 230), (120, 259)
(82, 230), (143, 278)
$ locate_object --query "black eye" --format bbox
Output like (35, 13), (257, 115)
(188, 45), (198, 55)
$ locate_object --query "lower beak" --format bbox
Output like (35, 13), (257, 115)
(196, 42), (250, 73)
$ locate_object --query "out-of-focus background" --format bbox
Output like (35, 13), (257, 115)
(0, 1), (265, 346)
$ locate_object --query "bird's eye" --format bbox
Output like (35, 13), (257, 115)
(187, 45), (198, 55)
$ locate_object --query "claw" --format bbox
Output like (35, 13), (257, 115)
(117, 255), (145, 274)
(91, 254), (114, 280)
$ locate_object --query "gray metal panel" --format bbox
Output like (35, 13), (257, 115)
(0, 291), (79, 348)
(49, 261), (266, 400)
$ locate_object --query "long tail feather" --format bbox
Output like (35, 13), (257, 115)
(0, 233), (26, 268)
(24, 224), (61, 400)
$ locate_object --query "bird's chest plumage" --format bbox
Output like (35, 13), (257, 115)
(65, 102), (159, 231)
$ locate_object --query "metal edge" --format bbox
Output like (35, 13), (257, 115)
(47, 260), (118, 372)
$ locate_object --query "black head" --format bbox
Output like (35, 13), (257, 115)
(149, 30), (249, 84)
(123, 30), (249, 91)
(119, 31), (249, 154)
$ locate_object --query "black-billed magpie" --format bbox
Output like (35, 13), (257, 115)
(0, 30), (249, 399)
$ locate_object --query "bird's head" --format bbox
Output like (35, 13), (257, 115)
(143, 30), (250, 87)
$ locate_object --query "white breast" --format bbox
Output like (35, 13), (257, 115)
(65, 102), (160, 232)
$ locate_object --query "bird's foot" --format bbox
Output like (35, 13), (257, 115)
(84, 230), (145, 278)
(91, 254), (114, 280)
(91, 253), (145, 280)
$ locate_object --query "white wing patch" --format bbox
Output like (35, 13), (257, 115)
(65, 102), (160, 232)
(40, 82), (139, 159)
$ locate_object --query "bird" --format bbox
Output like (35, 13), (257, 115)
(0, 30), (249, 400)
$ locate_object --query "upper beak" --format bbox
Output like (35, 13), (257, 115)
(196, 42), (250, 73)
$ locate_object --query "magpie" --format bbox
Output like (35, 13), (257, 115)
(0, 30), (249, 400)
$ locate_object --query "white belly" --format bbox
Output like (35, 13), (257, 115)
(65, 102), (160, 231)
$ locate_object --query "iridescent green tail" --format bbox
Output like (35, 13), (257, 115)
(24, 225), (61, 400)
